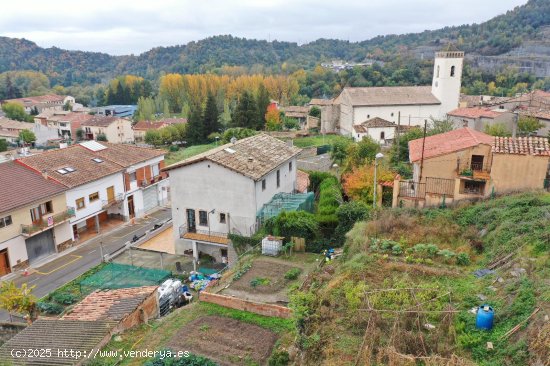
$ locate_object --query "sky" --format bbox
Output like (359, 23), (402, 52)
(0, 0), (528, 56)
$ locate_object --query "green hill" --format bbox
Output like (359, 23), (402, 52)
(0, 0), (548, 85)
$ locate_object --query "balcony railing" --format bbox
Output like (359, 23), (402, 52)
(398, 181), (426, 199)
(179, 224), (229, 243)
(102, 193), (124, 209)
(21, 207), (75, 236)
(140, 175), (164, 188)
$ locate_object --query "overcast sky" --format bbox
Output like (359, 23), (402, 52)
(0, 0), (527, 56)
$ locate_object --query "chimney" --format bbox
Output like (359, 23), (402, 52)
(247, 157), (254, 170)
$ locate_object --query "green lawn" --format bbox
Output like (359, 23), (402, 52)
(164, 143), (217, 165)
(291, 134), (345, 148)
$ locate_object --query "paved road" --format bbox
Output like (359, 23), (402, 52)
(0, 208), (171, 322)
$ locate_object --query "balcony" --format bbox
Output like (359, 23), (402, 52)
(102, 193), (124, 209)
(140, 175), (164, 188)
(179, 224), (230, 245)
(458, 159), (491, 181)
(21, 207), (75, 237)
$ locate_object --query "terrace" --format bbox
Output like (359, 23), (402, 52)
(21, 207), (75, 237)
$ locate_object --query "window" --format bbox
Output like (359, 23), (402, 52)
(367, 115), (370, 118)
(0, 215), (12, 228)
(129, 172), (137, 183)
(262, 179), (266, 191)
(450, 65), (456, 77)
(380, 131), (385, 140)
(220, 213), (226, 224)
(92, 158), (103, 163)
(436, 65), (440, 78)
(30, 201), (53, 222)
(152, 163), (160, 177)
(76, 197), (85, 210)
(89, 192), (99, 202)
(391, 113), (394, 117)
(289, 161), (293, 172)
(276, 170), (280, 188)
(199, 210), (208, 226)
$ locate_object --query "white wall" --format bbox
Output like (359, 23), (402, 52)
(66, 172), (125, 226)
(432, 54), (463, 116)
(353, 104), (441, 128)
(53, 221), (73, 245)
(0, 236), (27, 269)
(32, 123), (59, 146)
(254, 157), (297, 212)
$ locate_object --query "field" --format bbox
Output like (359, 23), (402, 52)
(167, 315), (278, 366)
(164, 143), (217, 165)
(291, 134), (342, 148)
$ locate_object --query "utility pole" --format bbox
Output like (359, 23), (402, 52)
(396, 111), (401, 161)
(419, 120), (428, 183)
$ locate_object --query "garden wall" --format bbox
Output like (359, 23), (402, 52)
(199, 291), (292, 319)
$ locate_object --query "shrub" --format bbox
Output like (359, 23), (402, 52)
(284, 268), (302, 280)
(265, 211), (319, 243)
(307, 171), (334, 194)
(51, 292), (78, 305)
(250, 277), (271, 287)
(168, 144), (179, 152)
(333, 201), (371, 246)
(269, 350), (290, 366)
(316, 177), (342, 237)
(306, 238), (332, 253)
(37, 302), (63, 315)
(391, 244), (403, 256)
(437, 249), (456, 262)
(456, 253), (471, 266)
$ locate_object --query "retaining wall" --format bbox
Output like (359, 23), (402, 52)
(199, 291), (292, 319)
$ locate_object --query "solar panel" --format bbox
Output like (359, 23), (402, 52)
(80, 140), (107, 152)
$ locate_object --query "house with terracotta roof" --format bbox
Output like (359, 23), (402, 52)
(352, 117), (397, 143)
(447, 107), (514, 131)
(81, 115), (134, 143)
(0, 162), (73, 275)
(16, 141), (168, 246)
(36, 111), (94, 141)
(133, 118), (187, 143)
(0, 117), (59, 146)
(392, 128), (550, 208)
(1, 94), (75, 114)
(163, 133), (302, 265)
(324, 50), (464, 135)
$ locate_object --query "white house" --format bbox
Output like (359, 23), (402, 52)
(163, 133), (301, 265)
(352, 117), (397, 143)
(1, 94), (75, 114)
(323, 49), (464, 135)
(0, 117), (59, 146)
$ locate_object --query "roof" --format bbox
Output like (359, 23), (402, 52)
(0, 318), (116, 365)
(62, 286), (158, 321)
(409, 128), (493, 162)
(3, 94), (67, 105)
(47, 111), (93, 124)
(160, 117), (187, 125)
(353, 125), (367, 133)
(0, 162), (67, 214)
(342, 86), (441, 107)
(133, 118), (187, 131)
(0, 129), (19, 138)
(284, 106), (309, 118)
(309, 98), (333, 106)
(447, 107), (501, 119)
(17, 145), (124, 188)
(0, 117), (32, 130)
(362, 117), (396, 128)
(89, 142), (165, 167)
(518, 108), (550, 121)
(163, 133), (302, 180)
(81, 115), (124, 127)
(492, 136), (550, 156)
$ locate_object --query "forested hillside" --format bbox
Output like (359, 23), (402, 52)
(0, 0), (548, 86)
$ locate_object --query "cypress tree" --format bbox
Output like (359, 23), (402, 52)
(256, 84), (270, 130)
(203, 93), (220, 137)
(231, 91), (259, 129)
(186, 104), (205, 144)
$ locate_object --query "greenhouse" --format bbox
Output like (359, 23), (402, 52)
(257, 192), (314, 223)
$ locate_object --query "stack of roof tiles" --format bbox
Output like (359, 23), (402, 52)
(492, 136), (550, 156)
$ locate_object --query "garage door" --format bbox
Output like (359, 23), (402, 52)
(25, 229), (55, 264)
(143, 186), (159, 212)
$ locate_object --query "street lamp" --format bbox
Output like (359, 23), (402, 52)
(373, 152), (384, 208)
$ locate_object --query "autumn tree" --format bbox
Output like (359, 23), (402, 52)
(144, 129), (163, 147)
(159, 73), (185, 113)
(344, 136), (381, 171)
(265, 104), (281, 131)
(0, 282), (36, 322)
(342, 163), (395, 205)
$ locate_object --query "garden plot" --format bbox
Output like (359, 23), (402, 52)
(167, 315), (277, 366)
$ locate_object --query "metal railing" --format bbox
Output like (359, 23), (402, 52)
(398, 181), (426, 199)
(458, 157), (490, 176)
(102, 193), (124, 209)
(21, 207), (75, 236)
(140, 175), (164, 188)
(425, 177), (455, 196)
(179, 224), (228, 241)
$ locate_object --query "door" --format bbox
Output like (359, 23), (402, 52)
(127, 195), (135, 219)
(143, 186), (158, 212)
(25, 229), (55, 264)
(106, 186), (115, 203)
(186, 209), (196, 233)
(0, 249), (10, 276)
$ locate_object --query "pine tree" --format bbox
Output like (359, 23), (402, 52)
(203, 93), (220, 137)
(256, 84), (270, 130)
(186, 104), (205, 144)
(231, 91), (259, 129)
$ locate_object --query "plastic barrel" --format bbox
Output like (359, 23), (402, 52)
(476, 305), (494, 330)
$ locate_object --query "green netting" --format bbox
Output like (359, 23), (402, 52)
(257, 192), (314, 223)
(79, 262), (171, 294)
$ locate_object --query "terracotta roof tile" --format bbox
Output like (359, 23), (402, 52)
(447, 107), (501, 119)
(0, 161), (67, 214)
(409, 128), (493, 162)
(492, 136), (550, 156)
(62, 286), (157, 321)
(344, 86), (441, 106)
(361, 117), (396, 128)
(89, 142), (165, 167)
(0, 117), (32, 130)
(163, 133), (301, 180)
(81, 115), (124, 127)
(17, 145), (124, 188)
(309, 98), (334, 106)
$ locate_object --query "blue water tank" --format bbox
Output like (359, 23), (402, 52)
(476, 305), (494, 330)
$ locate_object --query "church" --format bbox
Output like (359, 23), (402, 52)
(314, 49), (464, 138)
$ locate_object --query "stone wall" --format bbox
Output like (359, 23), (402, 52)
(0, 322), (26, 346)
(199, 291), (292, 319)
(115, 290), (159, 333)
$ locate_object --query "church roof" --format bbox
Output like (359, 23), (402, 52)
(342, 86), (441, 107)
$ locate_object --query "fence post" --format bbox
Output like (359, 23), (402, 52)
(160, 252), (164, 270)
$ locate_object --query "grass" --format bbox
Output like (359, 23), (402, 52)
(291, 134), (342, 148)
(164, 143), (217, 165)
